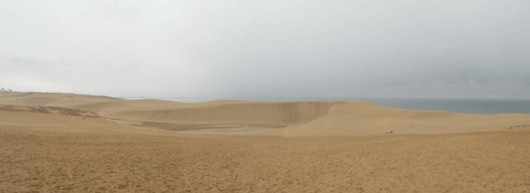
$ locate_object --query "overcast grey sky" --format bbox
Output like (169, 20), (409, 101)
(1, 0), (529, 99)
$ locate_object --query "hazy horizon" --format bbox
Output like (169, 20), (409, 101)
(2, 90), (530, 100)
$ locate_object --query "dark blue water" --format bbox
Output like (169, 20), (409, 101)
(129, 97), (530, 115)
(353, 98), (530, 115)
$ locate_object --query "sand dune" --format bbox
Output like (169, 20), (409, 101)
(1, 92), (530, 192)
(1, 92), (529, 136)
(280, 102), (530, 136)
(1, 121), (530, 192)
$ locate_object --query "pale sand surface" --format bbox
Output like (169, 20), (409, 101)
(1, 92), (530, 192)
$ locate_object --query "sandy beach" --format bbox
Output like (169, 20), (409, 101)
(1, 92), (530, 192)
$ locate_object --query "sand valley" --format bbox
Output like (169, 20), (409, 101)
(1, 92), (529, 192)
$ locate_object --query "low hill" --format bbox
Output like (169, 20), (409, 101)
(0, 92), (528, 136)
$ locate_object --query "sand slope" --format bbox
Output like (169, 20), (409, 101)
(1, 124), (530, 192)
(1, 92), (529, 136)
(280, 102), (530, 136)
(108, 101), (340, 126)
(1, 92), (530, 192)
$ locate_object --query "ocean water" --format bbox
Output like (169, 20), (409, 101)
(128, 97), (530, 115)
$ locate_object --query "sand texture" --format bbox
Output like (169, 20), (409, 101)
(1, 92), (530, 192)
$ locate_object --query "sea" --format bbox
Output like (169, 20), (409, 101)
(123, 97), (530, 115)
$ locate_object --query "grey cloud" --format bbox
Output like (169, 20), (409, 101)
(1, 0), (529, 99)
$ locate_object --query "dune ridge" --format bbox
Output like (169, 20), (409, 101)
(2, 92), (530, 192)
(1, 92), (529, 136)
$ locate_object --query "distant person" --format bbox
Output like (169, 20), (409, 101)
(412, 130), (415, 134)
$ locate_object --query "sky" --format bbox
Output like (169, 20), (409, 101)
(1, 0), (529, 99)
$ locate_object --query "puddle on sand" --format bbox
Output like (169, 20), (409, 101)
(175, 126), (275, 134)
(135, 121), (286, 135)
(107, 119), (122, 123)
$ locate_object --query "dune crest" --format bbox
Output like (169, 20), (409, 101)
(2, 92), (530, 192)
(1, 92), (529, 136)
(281, 102), (530, 136)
